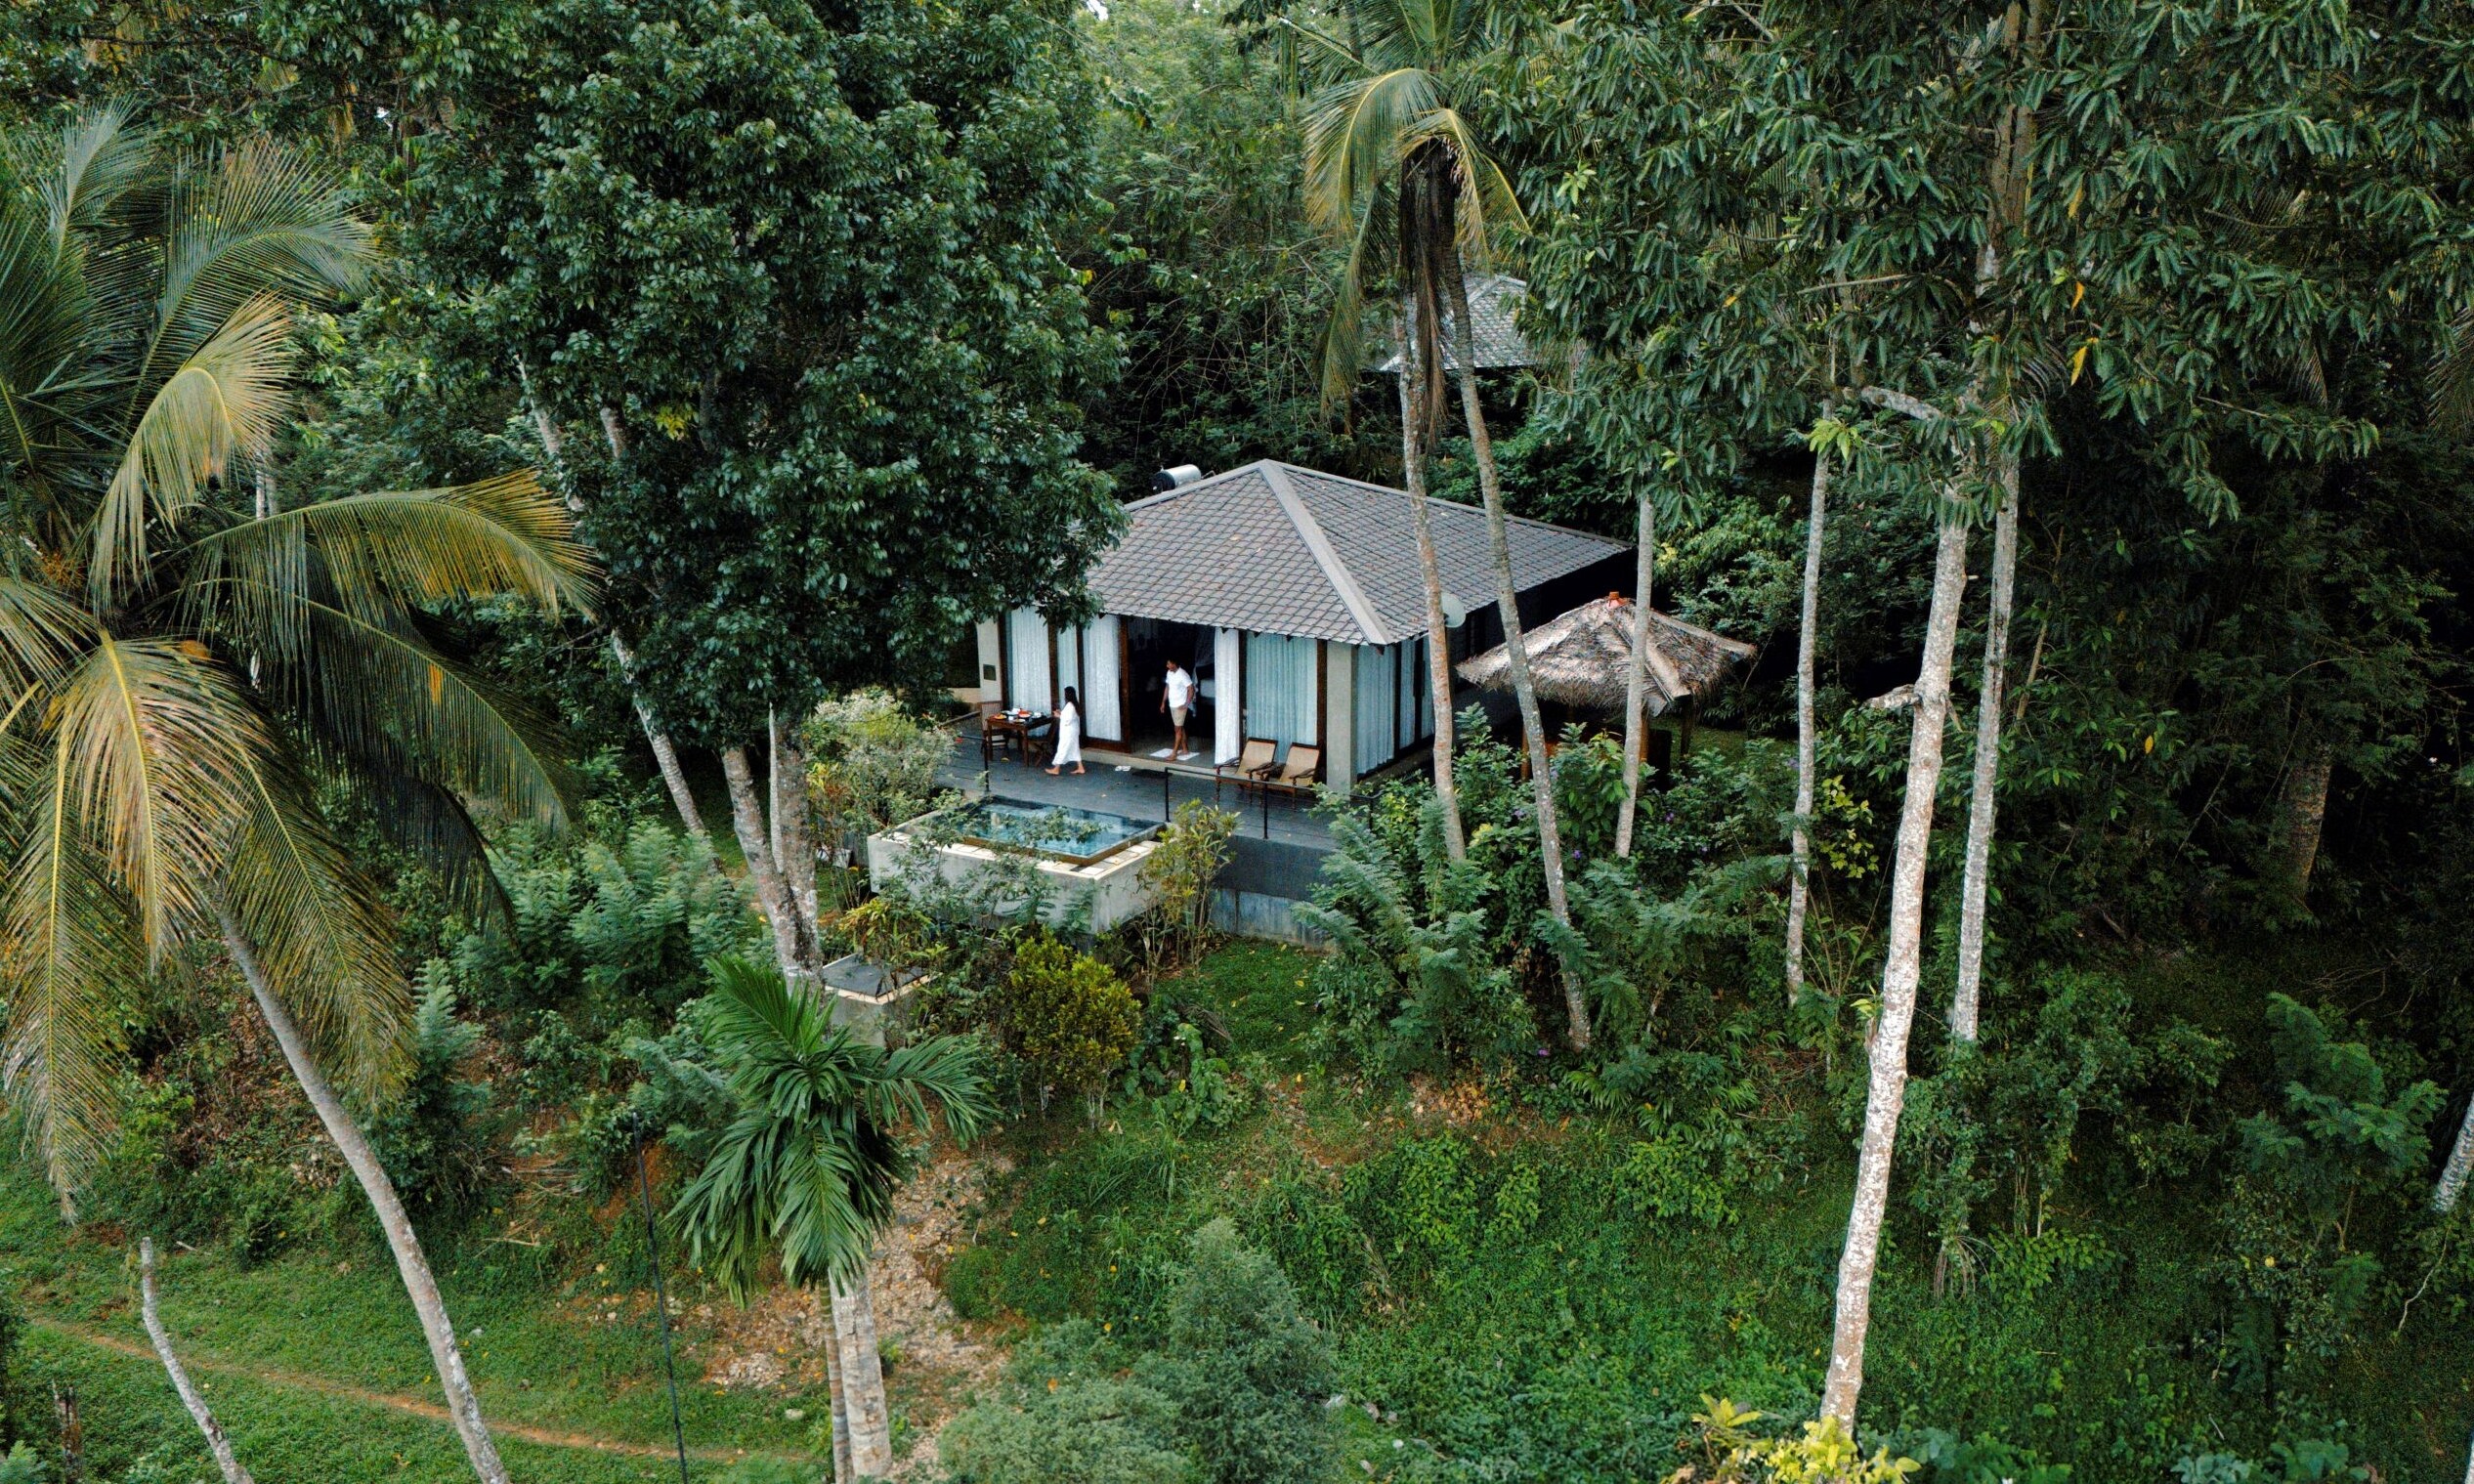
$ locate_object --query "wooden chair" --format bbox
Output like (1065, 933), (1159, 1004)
(1216, 737), (1276, 802)
(979, 702), (1025, 767)
(1263, 743), (1321, 792)
(1245, 742), (1320, 836)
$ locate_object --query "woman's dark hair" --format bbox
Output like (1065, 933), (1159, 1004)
(1062, 686), (1080, 708)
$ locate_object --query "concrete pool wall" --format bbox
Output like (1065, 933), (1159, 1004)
(865, 808), (1161, 932)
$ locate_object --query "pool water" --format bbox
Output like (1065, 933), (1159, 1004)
(954, 798), (1160, 866)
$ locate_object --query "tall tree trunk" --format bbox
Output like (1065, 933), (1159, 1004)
(1785, 439), (1832, 1003)
(2281, 743), (2333, 904)
(2436, 1090), (2474, 1213)
(720, 745), (808, 982)
(1396, 298), (1466, 861)
(820, 1288), (855, 1484)
(1950, 453), (2020, 1041)
(1819, 510), (1970, 1429)
(833, 1281), (892, 1477)
(1615, 494), (1655, 858)
(1442, 257), (1588, 1050)
(216, 911), (509, 1484)
(140, 1238), (254, 1484)
(615, 635), (709, 843)
(518, 366), (710, 844)
(772, 712), (822, 933)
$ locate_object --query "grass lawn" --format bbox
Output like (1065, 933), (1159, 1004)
(0, 1170), (828, 1482)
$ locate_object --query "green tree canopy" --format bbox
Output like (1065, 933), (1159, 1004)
(357, 0), (1123, 744)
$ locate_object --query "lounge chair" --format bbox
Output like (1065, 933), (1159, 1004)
(1216, 738), (1276, 801)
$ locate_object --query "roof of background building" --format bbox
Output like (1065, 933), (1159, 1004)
(1088, 459), (1625, 646)
(1375, 274), (1540, 374)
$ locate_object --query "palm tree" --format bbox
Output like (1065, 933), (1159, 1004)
(0, 106), (592, 1484)
(1301, 0), (1592, 1047)
(673, 954), (992, 1484)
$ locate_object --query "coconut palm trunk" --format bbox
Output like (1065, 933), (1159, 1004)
(1440, 252), (1589, 1050)
(1784, 439), (1833, 1002)
(217, 909), (509, 1484)
(140, 1238), (254, 1484)
(2436, 1090), (2474, 1213)
(1396, 300), (1467, 861)
(1819, 505), (1970, 1428)
(1949, 451), (2020, 1041)
(1614, 493), (1655, 859)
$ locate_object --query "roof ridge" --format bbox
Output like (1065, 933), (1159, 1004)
(1261, 462), (1393, 646)
(1119, 458), (1278, 514)
(1274, 460), (1624, 548)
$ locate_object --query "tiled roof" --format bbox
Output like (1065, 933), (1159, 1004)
(1088, 460), (1626, 646)
(1375, 274), (1538, 373)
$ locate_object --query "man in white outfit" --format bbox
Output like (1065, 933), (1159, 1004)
(1163, 658), (1196, 759)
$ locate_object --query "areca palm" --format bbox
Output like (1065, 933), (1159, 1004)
(673, 954), (992, 1484)
(0, 106), (592, 1484)
(1301, 0), (1592, 1047)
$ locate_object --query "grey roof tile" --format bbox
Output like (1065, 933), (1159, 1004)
(1375, 274), (1539, 373)
(1088, 459), (1626, 646)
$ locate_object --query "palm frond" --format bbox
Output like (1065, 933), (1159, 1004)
(0, 722), (140, 1205)
(132, 140), (371, 403)
(1318, 182), (1395, 407)
(0, 578), (91, 700)
(94, 294), (293, 602)
(257, 593), (572, 828)
(874, 1036), (994, 1143)
(2432, 303), (2474, 432)
(365, 772), (511, 931)
(25, 104), (154, 254)
(53, 634), (262, 957)
(676, 954), (988, 1297)
(0, 180), (110, 518)
(1302, 68), (1440, 236)
(178, 473), (597, 648)
(1418, 108), (1528, 265)
(223, 735), (410, 1098)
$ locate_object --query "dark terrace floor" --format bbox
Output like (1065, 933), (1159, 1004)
(936, 727), (1335, 851)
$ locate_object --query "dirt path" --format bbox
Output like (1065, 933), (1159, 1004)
(26, 1314), (783, 1465)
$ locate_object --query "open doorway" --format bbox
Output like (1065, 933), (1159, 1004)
(1122, 617), (1216, 758)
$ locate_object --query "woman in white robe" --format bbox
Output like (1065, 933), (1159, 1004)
(1046, 686), (1086, 774)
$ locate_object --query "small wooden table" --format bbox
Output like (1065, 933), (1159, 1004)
(981, 711), (1051, 766)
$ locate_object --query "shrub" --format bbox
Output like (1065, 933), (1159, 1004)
(367, 975), (501, 1223)
(2216, 994), (2444, 1390)
(1137, 801), (1238, 968)
(942, 1322), (1194, 1484)
(1672, 1399), (1917, 1484)
(1139, 1218), (1336, 1484)
(1007, 937), (1141, 1115)
(799, 687), (954, 846)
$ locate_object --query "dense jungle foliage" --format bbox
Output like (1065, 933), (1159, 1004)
(0, 0), (2468, 1482)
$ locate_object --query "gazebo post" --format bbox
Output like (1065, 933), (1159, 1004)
(1680, 696), (1698, 758)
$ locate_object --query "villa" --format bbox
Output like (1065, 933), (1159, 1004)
(970, 458), (1632, 791)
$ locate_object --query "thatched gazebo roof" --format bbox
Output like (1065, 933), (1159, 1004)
(1456, 594), (1756, 716)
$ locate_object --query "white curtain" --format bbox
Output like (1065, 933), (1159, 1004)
(1353, 643), (1399, 778)
(1085, 615), (1122, 742)
(1005, 609), (1051, 712)
(1214, 626), (1242, 763)
(1244, 632), (1320, 750)
(1054, 621), (1083, 710)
